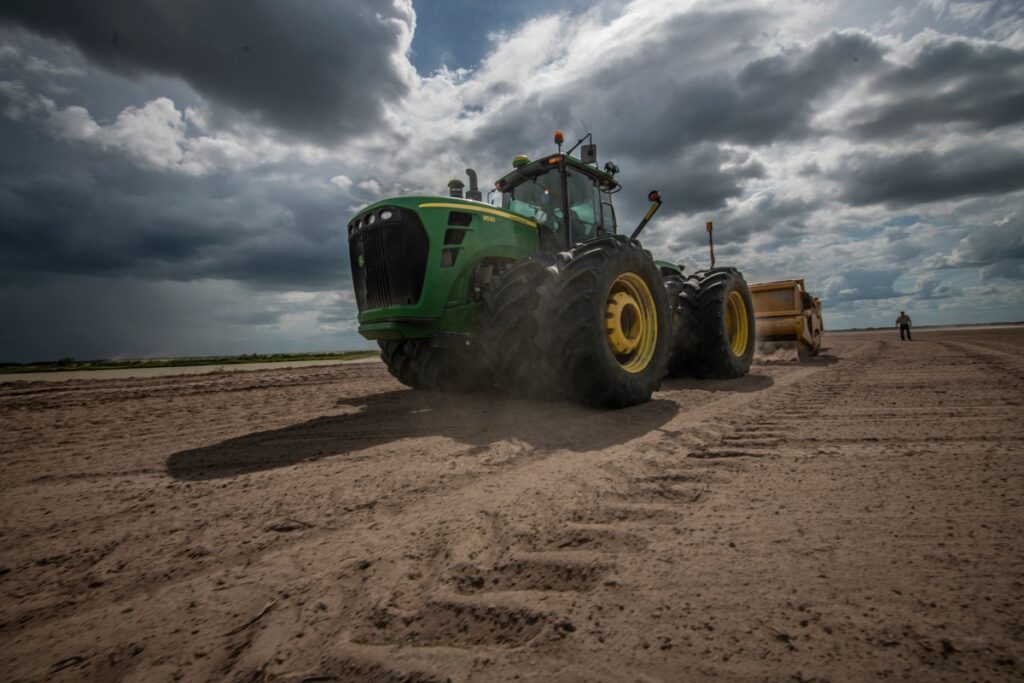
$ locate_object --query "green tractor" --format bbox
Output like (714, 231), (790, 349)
(346, 131), (756, 408)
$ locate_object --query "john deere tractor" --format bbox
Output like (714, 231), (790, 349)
(346, 131), (755, 408)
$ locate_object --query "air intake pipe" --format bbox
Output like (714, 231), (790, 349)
(465, 168), (482, 201)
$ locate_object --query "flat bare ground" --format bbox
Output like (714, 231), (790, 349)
(1, 328), (1022, 682)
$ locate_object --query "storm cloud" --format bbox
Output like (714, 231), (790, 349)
(846, 36), (1024, 139)
(0, 0), (415, 143)
(834, 145), (1024, 207)
(0, 124), (349, 290)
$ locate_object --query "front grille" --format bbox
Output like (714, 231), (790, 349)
(349, 208), (429, 312)
(358, 223), (391, 310)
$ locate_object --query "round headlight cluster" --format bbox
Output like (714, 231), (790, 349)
(349, 208), (397, 238)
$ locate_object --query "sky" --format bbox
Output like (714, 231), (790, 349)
(1, 0), (1022, 363)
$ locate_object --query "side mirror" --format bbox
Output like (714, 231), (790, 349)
(581, 144), (597, 165)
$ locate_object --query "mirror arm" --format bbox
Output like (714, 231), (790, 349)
(630, 191), (662, 240)
(565, 132), (592, 156)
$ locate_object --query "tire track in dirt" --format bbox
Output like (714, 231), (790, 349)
(937, 340), (1024, 383)
(304, 351), (862, 680)
(298, 341), (894, 678)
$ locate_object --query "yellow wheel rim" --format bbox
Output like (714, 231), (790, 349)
(725, 290), (749, 357)
(605, 272), (658, 373)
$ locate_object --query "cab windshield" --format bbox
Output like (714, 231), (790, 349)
(501, 171), (564, 233)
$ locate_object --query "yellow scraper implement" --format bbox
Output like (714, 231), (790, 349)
(749, 278), (823, 361)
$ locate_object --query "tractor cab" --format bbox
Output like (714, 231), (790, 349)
(494, 134), (622, 251)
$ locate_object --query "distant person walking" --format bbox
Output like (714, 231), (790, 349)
(896, 311), (912, 341)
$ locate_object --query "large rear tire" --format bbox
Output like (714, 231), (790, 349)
(664, 273), (702, 378)
(378, 339), (489, 392)
(537, 236), (671, 408)
(681, 267), (756, 378)
(480, 254), (559, 398)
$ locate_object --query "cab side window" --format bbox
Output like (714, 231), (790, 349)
(567, 170), (602, 244)
(600, 190), (616, 234)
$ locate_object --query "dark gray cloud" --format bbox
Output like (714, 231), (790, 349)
(981, 260), (1024, 282)
(913, 275), (962, 300)
(824, 268), (903, 302)
(0, 0), (413, 143)
(0, 276), (366, 363)
(316, 293), (359, 325)
(930, 214), (1024, 282)
(0, 118), (350, 291)
(834, 145), (1024, 207)
(664, 188), (815, 255)
(597, 28), (884, 160)
(626, 143), (765, 218)
(471, 18), (885, 164)
(847, 37), (1024, 138)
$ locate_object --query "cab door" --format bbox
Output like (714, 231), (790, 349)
(566, 169), (612, 244)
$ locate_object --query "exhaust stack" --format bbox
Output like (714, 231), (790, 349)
(465, 168), (482, 201)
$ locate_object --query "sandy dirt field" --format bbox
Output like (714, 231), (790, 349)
(0, 357), (379, 383)
(2, 328), (1022, 682)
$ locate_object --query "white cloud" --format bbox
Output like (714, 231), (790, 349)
(357, 179), (383, 194)
(46, 103), (99, 139)
(329, 174), (353, 191)
(0, 86), (334, 176)
(23, 54), (83, 77)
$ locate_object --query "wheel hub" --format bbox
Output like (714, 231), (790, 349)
(604, 272), (658, 373)
(725, 290), (749, 357)
(606, 291), (642, 355)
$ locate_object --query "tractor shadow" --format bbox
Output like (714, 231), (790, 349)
(166, 389), (680, 481)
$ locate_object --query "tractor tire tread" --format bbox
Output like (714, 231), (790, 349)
(536, 236), (671, 408)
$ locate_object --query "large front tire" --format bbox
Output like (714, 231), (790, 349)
(378, 339), (489, 392)
(480, 254), (559, 398)
(537, 237), (671, 408)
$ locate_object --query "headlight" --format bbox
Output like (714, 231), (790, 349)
(367, 213), (376, 225)
(379, 209), (394, 221)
